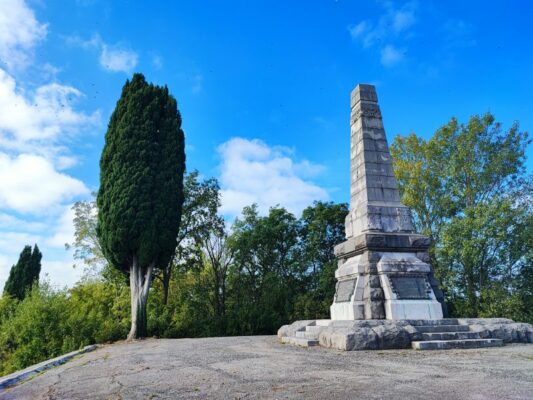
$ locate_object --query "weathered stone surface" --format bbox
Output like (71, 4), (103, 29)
(280, 318), (533, 351)
(318, 320), (415, 350)
(277, 320), (315, 338)
(457, 318), (533, 343)
(5, 337), (533, 400)
(331, 84), (446, 320)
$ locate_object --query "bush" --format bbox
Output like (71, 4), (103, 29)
(0, 284), (68, 375)
(0, 280), (130, 375)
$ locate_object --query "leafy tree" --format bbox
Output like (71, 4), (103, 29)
(162, 171), (222, 305)
(391, 112), (531, 319)
(202, 228), (234, 333)
(67, 195), (104, 269)
(67, 196), (127, 285)
(296, 201), (348, 318)
(97, 73), (186, 339)
(3, 245), (42, 300)
(227, 205), (301, 334)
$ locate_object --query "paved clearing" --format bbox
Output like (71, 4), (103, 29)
(1, 336), (532, 400)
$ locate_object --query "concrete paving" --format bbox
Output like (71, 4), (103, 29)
(1, 336), (532, 400)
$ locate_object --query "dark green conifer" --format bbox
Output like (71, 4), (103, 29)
(97, 73), (185, 339)
(3, 244), (42, 300)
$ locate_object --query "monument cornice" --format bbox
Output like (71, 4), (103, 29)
(334, 232), (431, 259)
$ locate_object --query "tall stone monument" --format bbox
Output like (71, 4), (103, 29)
(279, 84), (533, 350)
(330, 84), (446, 320)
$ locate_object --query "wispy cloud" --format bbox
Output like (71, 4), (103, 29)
(151, 54), (163, 70)
(380, 45), (406, 67)
(348, 1), (417, 67)
(191, 74), (203, 94)
(217, 137), (328, 217)
(100, 45), (138, 73)
(66, 33), (138, 73)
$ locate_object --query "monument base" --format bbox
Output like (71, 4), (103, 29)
(278, 318), (533, 351)
(330, 233), (447, 320)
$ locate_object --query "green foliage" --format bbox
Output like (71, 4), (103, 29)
(3, 245), (42, 300)
(391, 112), (532, 321)
(97, 73), (185, 272)
(96, 73), (186, 339)
(226, 202), (346, 333)
(162, 170), (223, 305)
(297, 202), (348, 319)
(0, 284), (67, 375)
(227, 205), (301, 334)
(67, 195), (106, 270)
(68, 195), (128, 286)
(3, 111), (530, 375)
(61, 281), (130, 349)
(0, 281), (130, 376)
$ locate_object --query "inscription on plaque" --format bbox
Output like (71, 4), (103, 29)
(335, 278), (356, 302)
(389, 276), (430, 300)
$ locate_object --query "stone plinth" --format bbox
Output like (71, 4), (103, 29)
(278, 318), (533, 351)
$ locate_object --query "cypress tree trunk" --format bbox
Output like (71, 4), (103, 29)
(162, 265), (171, 306)
(127, 256), (154, 340)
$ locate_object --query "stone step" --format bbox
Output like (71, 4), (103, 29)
(416, 325), (470, 333)
(412, 338), (503, 350)
(422, 332), (481, 341)
(281, 336), (319, 347)
(305, 325), (324, 334)
(407, 319), (459, 326)
(295, 331), (320, 339)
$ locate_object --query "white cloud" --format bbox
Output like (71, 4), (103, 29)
(0, 0), (48, 70)
(348, 21), (369, 41)
(0, 253), (10, 294)
(0, 213), (46, 232)
(0, 68), (100, 154)
(0, 0), (94, 292)
(392, 9), (416, 33)
(66, 33), (138, 73)
(100, 44), (138, 73)
(380, 45), (405, 67)
(0, 207), (85, 292)
(0, 153), (89, 213)
(46, 206), (76, 248)
(217, 138), (328, 217)
(348, 1), (416, 66)
(41, 258), (83, 290)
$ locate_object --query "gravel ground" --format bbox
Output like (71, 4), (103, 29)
(1, 336), (532, 400)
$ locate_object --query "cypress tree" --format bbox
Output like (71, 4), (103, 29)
(97, 73), (186, 340)
(3, 244), (42, 300)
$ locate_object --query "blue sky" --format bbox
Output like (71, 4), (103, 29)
(0, 0), (531, 290)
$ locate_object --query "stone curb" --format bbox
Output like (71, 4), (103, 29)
(0, 344), (98, 390)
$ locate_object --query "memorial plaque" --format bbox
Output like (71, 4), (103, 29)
(389, 276), (429, 300)
(335, 278), (356, 302)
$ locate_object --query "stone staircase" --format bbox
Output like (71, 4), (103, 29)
(281, 319), (506, 350)
(280, 320), (329, 347)
(410, 319), (503, 350)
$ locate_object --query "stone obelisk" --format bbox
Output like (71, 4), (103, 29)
(330, 84), (446, 320)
